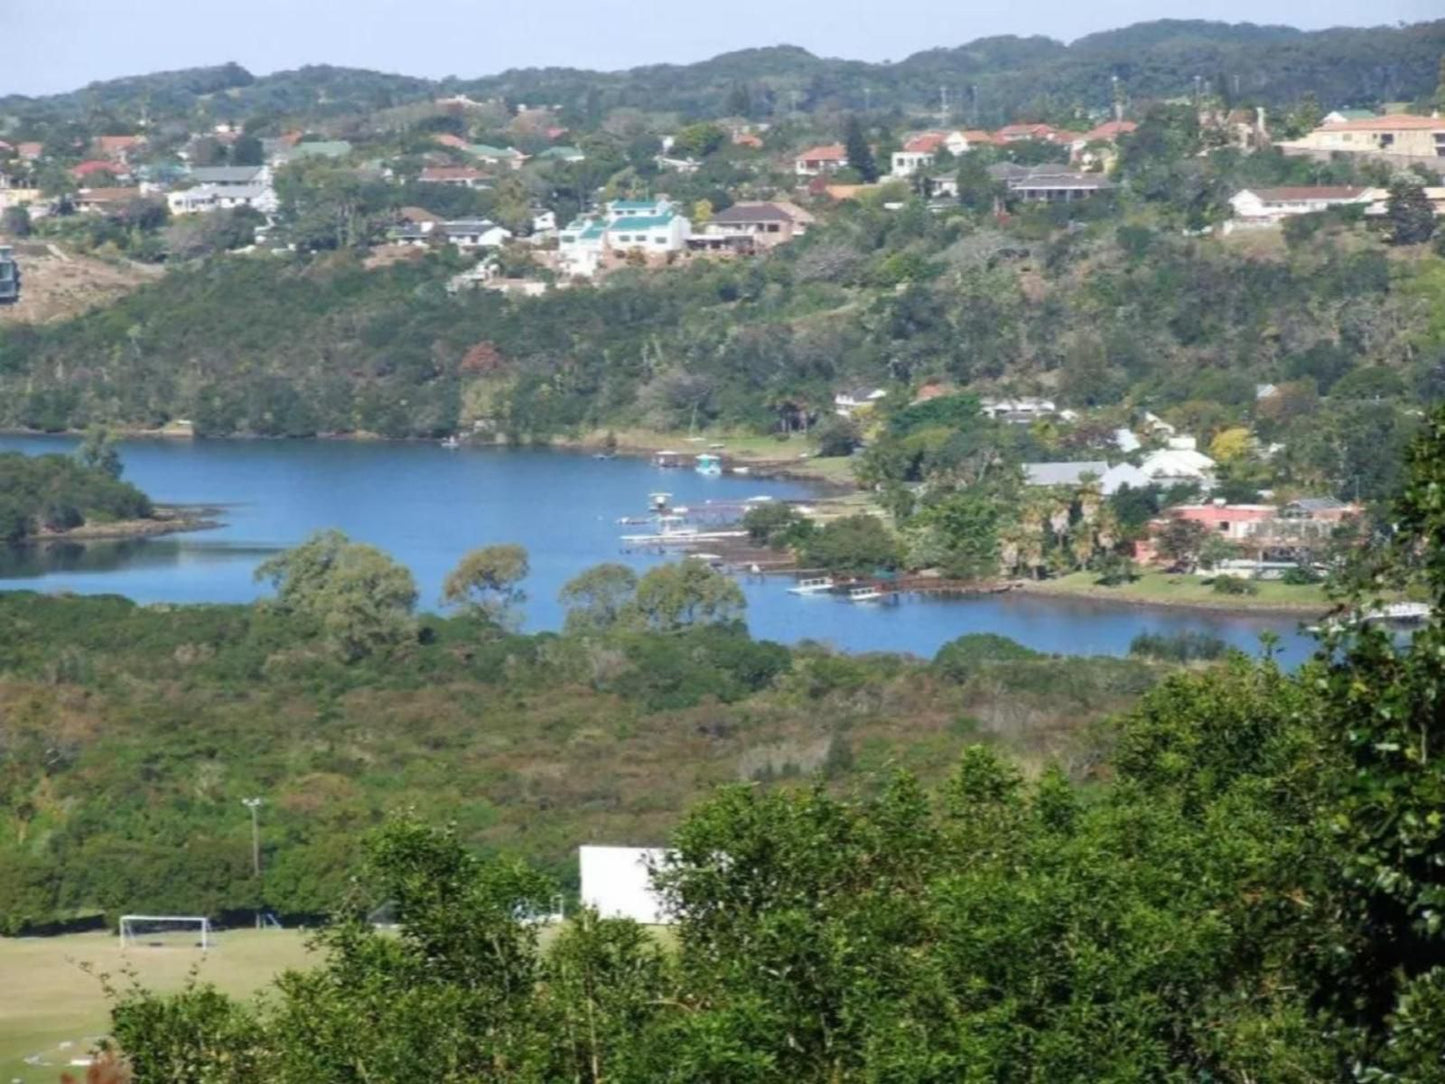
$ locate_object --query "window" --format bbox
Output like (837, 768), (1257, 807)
(1380, 134), (1394, 147)
(1218, 522), (1230, 533)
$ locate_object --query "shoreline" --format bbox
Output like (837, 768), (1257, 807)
(1009, 577), (1329, 618)
(29, 504), (222, 545)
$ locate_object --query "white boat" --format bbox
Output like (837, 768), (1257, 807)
(787, 577), (835, 595)
(695, 453), (723, 476)
(440, 436), (460, 449)
(847, 585), (884, 602)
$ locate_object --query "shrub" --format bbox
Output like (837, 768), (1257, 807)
(1211, 574), (1258, 596)
(934, 633), (1041, 682)
(1129, 631), (1230, 663)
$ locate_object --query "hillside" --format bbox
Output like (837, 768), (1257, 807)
(0, 243), (163, 325)
(2, 18), (1441, 127)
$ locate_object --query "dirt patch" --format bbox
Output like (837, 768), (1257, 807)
(0, 244), (163, 324)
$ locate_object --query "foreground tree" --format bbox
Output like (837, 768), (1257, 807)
(843, 115), (878, 183)
(1386, 177), (1438, 246)
(442, 544), (529, 628)
(255, 530), (418, 660)
(559, 562), (638, 633)
(630, 561), (745, 631)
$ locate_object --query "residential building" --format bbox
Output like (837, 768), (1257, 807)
(432, 133), (469, 150)
(391, 217), (513, 250)
(1083, 120), (1138, 142)
(275, 140), (353, 165)
(71, 160), (127, 183)
(1364, 187), (1445, 218)
(558, 197), (691, 277)
(467, 144), (526, 169)
(1322, 109), (1378, 125)
(705, 201), (812, 248)
(418, 165), (492, 188)
(537, 145), (585, 164)
(834, 387), (888, 416)
(655, 155), (701, 174)
(1139, 446), (1216, 486)
(0, 185), (42, 212)
(987, 163), (1114, 202)
(794, 143), (848, 177)
(1023, 461), (1149, 495)
(189, 165), (272, 188)
(980, 396), (1056, 423)
(1279, 114), (1445, 163)
(732, 131), (764, 149)
(891, 132), (947, 178)
(16, 142), (43, 161)
(93, 134), (146, 162)
(995, 123), (1059, 143)
(167, 183), (278, 215)
(1229, 185), (1378, 223)
(74, 187), (145, 213)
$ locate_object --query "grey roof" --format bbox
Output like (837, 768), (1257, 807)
(188, 165), (265, 184)
(1024, 461), (1108, 487)
(710, 202), (794, 225)
(1287, 497), (1346, 513)
(987, 163), (1113, 190)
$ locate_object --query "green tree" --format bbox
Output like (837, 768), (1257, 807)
(559, 562), (638, 633)
(671, 122), (726, 159)
(814, 415), (861, 458)
(1386, 177), (1438, 246)
(75, 426), (123, 479)
(255, 529), (418, 660)
(442, 544), (529, 627)
(803, 513), (903, 574)
(1, 205), (32, 238)
(843, 115), (878, 183)
(629, 561), (745, 631)
(1154, 516), (1209, 570)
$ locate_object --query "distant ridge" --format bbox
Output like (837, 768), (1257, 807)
(2, 19), (1441, 125)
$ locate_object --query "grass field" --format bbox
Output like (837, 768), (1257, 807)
(1018, 570), (1331, 613)
(0, 929), (317, 1083)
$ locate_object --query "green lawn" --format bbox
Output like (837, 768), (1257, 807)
(1022, 570), (1330, 613)
(0, 928), (316, 1083)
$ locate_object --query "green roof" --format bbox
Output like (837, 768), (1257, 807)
(610, 214), (675, 230)
(468, 144), (520, 158)
(287, 141), (352, 158)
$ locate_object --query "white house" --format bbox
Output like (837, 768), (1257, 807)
(557, 198), (691, 277)
(579, 846), (670, 925)
(794, 143), (847, 177)
(1023, 461), (1151, 495)
(1228, 185), (1379, 223)
(188, 164), (272, 188)
(167, 182), (277, 215)
(834, 386), (888, 416)
(391, 218), (512, 250)
(980, 397), (1056, 423)
(1140, 447), (1216, 486)
(891, 132), (946, 178)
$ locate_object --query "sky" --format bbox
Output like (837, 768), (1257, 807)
(3, 0), (1441, 97)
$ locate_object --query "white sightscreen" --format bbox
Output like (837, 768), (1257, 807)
(578, 846), (670, 925)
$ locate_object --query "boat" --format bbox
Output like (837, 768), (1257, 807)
(440, 436), (461, 449)
(847, 585), (884, 603)
(787, 577), (835, 595)
(695, 453), (723, 476)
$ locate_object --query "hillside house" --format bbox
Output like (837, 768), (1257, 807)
(1229, 185), (1378, 223)
(995, 123), (1059, 143)
(189, 165), (272, 188)
(988, 163), (1114, 202)
(794, 143), (847, 177)
(980, 396), (1056, 423)
(558, 197), (691, 277)
(167, 183), (277, 215)
(70, 160), (127, 183)
(1364, 187), (1445, 218)
(1139, 446), (1216, 487)
(93, 134), (147, 162)
(834, 387), (888, 416)
(418, 165), (492, 188)
(467, 144), (526, 169)
(1279, 114), (1445, 163)
(891, 132), (947, 178)
(705, 201), (812, 248)
(74, 187), (145, 213)
(391, 218), (512, 250)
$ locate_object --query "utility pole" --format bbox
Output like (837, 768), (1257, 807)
(940, 84), (949, 127)
(242, 797), (263, 929)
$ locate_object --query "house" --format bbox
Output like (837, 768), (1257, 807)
(1322, 109), (1377, 125)
(834, 387), (888, 416)
(432, 133), (469, 150)
(1229, 186), (1378, 223)
(0, 185), (42, 212)
(536, 145), (585, 164)
(558, 197), (691, 277)
(189, 165), (271, 188)
(1279, 497), (1358, 522)
(399, 206), (442, 227)
(16, 142), (43, 161)
(987, 163), (1114, 202)
(1114, 428), (1142, 453)
(418, 165), (492, 188)
(980, 396), (1056, 423)
(891, 132), (947, 178)
(94, 134), (146, 162)
(705, 201), (811, 248)
(995, 123), (1058, 143)
(391, 218), (513, 249)
(167, 183), (278, 215)
(655, 155), (701, 173)
(467, 144), (526, 169)
(276, 140), (352, 164)
(74, 187), (144, 213)
(732, 131), (764, 149)
(1279, 114), (1445, 162)
(531, 209), (558, 235)
(71, 160), (126, 183)
(1363, 187), (1445, 218)
(1084, 120), (1137, 143)
(1024, 461), (1149, 495)
(794, 143), (848, 177)
(1139, 447), (1216, 486)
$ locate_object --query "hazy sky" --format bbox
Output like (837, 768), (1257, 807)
(5, 0), (1441, 97)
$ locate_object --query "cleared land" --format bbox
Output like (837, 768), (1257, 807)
(0, 928), (315, 1084)
(0, 242), (163, 325)
(1017, 570), (1331, 614)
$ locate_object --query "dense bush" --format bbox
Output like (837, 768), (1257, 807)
(0, 451), (153, 542)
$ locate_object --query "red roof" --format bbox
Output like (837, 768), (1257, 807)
(996, 123), (1057, 141)
(1318, 115), (1444, 133)
(76, 186), (142, 203)
(732, 132), (764, 149)
(1085, 120), (1138, 142)
(419, 165), (489, 182)
(432, 133), (468, 149)
(902, 132), (947, 153)
(958, 129), (998, 145)
(71, 160), (121, 178)
(17, 142), (43, 159)
(95, 134), (144, 157)
(796, 143), (846, 162)
(545, 126), (569, 141)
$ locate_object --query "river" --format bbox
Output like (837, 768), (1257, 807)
(0, 434), (1318, 665)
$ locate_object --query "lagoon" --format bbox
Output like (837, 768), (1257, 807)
(0, 434), (1317, 665)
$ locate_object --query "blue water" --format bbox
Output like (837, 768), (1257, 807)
(0, 435), (1319, 665)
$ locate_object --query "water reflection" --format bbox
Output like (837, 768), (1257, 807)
(0, 538), (283, 579)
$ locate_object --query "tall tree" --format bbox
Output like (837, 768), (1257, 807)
(843, 115), (878, 183)
(1386, 177), (1438, 246)
(442, 544), (530, 627)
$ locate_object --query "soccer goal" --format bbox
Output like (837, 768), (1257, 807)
(118, 915), (213, 950)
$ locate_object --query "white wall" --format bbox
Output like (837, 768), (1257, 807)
(579, 845), (670, 924)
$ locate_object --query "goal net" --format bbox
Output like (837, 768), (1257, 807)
(118, 915), (213, 950)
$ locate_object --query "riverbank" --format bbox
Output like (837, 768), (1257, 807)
(31, 504), (221, 544)
(1013, 571), (1331, 616)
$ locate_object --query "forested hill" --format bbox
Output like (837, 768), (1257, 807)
(4, 18), (1443, 126)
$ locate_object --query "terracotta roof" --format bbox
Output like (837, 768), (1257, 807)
(76, 186), (143, 203)
(71, 160), (121, 177)
(1317, 115), (1444, 132)
(797, 143), (846, 162)
(1245, 186), (1368, 202)
(432, 133), (469, 149)
(399, 205), (442, 224)
(95, 135), (144, 156)
(902, 132), (946, 153)
(957, 129), (997, 145)
(732, 132), (764, 148)
(1085, 120), (1138, 141)
(996, 123), (1056, 140)
(16, 142), (43, 159)
(419, 166), (489, 182)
